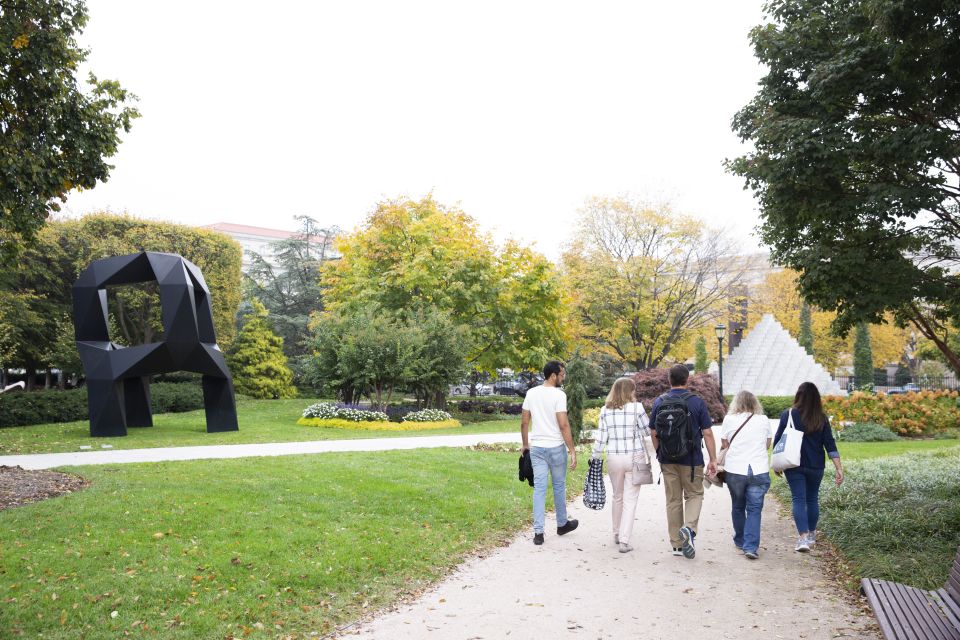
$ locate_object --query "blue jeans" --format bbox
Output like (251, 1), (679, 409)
(725, 466), (770, 554)
(531, 445), (568, 534)
(784, 466), (825, 534)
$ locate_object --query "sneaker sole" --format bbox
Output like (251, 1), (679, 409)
(795, 546), (810, 553)
(679, 529), (695, 559)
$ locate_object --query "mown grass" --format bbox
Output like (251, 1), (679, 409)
(772, 441), (960, 590)
(0, 448), (587, 639)
(0, 399), (520, 455)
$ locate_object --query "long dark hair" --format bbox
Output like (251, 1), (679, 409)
(793, 382), (826, 432)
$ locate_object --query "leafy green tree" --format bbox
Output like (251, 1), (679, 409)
(308, 306), (422, 410)
(323, 196), (568, 377)
(562, 196), (752, 369)
(0, 0), (139, 262)
(728, 0), (960, 373)
(798, 303), (813, 355)
(694, 335), (708, 373)
(227, 300), (296, 399)
(244, 216), (338, 378)
(406, 310), (470, 408)
(854, 323), (875, 390)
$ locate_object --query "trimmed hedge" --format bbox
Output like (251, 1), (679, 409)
(0, 382), (205, 428)
(835, 422), (900, 442)
(455, 399), (522, 415)
(824, 390), (960, 436)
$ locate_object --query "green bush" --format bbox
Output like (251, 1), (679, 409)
(0, 382), (206, 428)
(756, 396), (794, 418)
(772, 450), (960, 590)
(835, 422), (900, 442)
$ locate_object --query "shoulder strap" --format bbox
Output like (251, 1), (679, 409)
(725, 414), (754, 448)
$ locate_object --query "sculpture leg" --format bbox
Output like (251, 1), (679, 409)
(87, 380), (128, 437)
(202, 375), (239, 432)
(123, 377), (153, 427)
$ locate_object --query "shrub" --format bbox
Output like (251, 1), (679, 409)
(583, 407), (601, 429)
(296, 417), (460, 431)
(0, 382), (206, 428)
(823, 390), (960, 436)
(385, 405), (418, 423)
(455, 399), (522, 415)
(403, 408), (453, 422)
(300, 402), (388, 422)
(227, 300), (297, 399)
(756, 396), (794, 419)
(835, 422), (899, 442)
(631, 370), (727, 423)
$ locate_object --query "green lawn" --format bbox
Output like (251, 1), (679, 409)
(771, 439), (960, 591)
(0, 399), (520, 455)
(0, 449), (586, 639)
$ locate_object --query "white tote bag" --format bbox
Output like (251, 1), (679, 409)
(771, 410), (803, 472)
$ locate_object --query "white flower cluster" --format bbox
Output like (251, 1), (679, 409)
(403, 409), (453, 422)
(301, 403), (388, 422)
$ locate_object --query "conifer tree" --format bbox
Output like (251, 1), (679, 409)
(798, 303), (814, 355)
(228, 300), (297, 399)
(853, 322), (874, 390)
(694, 335), (708, 373)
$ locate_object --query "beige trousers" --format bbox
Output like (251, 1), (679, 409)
(661, 463), (705, 548)
(607, 454), (642, 544)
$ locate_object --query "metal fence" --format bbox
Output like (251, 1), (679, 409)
(833, 374), (960, 392)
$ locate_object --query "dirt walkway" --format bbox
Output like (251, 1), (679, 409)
(345, 464), (878, 640)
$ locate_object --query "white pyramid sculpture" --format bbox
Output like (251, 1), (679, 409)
(722, 314), (844, 397)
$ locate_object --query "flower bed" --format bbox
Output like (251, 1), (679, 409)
(403, 408), (453, 422)
(301, 402), (389, 422)
(824, 390), (960, 436)
(297, 417), (461, 431)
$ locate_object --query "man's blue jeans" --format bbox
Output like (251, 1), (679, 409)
(531, 444), (569, 534)
(784, 466), (825, 534)
(725, 466), (770, 554)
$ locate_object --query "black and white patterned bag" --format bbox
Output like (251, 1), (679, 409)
(583, 457), (606, 510)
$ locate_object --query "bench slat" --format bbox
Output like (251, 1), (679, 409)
(891, 581), (956, 640)
(876, 580), (926, 640)
(932, 589), (960, 634)
(864, 579), (906, 640)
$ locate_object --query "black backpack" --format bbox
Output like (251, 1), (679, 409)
(655, 391), (698, 463)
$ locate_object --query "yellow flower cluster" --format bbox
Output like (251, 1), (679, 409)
(824, 390), (960, 436)
(296, 417), (462, 431)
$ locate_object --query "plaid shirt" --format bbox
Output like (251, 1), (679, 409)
(592, 402), (651, 457)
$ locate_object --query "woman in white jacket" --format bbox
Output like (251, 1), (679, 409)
(718, 390), (772, 560)
(591, 377), (651, 553)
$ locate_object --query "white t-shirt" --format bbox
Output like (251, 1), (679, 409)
(522, 385), (568, 448)
(720, 411), (774, 475)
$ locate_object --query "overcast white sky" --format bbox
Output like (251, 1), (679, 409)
(64, 0), (769, 260)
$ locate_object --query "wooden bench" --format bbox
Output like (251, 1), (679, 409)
(861, 546), (960, 640)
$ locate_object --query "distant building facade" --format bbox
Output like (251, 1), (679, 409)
(203, 222), (338, 272)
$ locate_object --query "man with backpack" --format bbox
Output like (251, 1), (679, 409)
(649, 364), (717, 559)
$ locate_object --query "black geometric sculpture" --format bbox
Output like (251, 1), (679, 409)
(72, 251), (239, 437)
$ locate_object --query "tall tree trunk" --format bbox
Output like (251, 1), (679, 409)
(44, 368), (52, 389)
(26, 364), (36, 391)
(908, 305), (960, 376)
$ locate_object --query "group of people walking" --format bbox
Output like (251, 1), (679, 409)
(520, 361), (844, 557)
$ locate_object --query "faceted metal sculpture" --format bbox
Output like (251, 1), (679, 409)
(73, 252), (239, 437)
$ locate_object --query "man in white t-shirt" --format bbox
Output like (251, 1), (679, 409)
(521, 360), (579, 546)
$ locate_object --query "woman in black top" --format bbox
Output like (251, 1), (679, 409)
(773, 382), (845, 553)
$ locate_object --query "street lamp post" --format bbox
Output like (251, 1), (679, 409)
(715, 324), (727, 399)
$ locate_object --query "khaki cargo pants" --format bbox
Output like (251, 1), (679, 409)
(661, 463), (705, 548)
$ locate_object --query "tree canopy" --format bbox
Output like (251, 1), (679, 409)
(729, 0), (960, 372)
(562, 196), (752, 370)
(322, 195), (568, 374)
(0, 0), (139, 262)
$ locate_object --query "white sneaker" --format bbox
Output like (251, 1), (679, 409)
(618, 542), (634, 553)
(806, 531), (816, 547)
(795, 536), (810, 553)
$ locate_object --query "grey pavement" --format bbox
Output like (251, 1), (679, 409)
(0, 432), (521, 470)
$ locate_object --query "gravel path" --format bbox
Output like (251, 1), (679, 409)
(345, 462), (879, 640)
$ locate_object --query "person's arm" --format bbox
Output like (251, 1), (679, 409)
(557, 411), (577, 470)
(773, 410), (788, 476)
(703, 427), (717, 476)
(822, 419), (843, 485)
(520, 409), (531, 452)
(649, 399), (660, 451)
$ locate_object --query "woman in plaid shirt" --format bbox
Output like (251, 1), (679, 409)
(591, 377), (651, 553)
